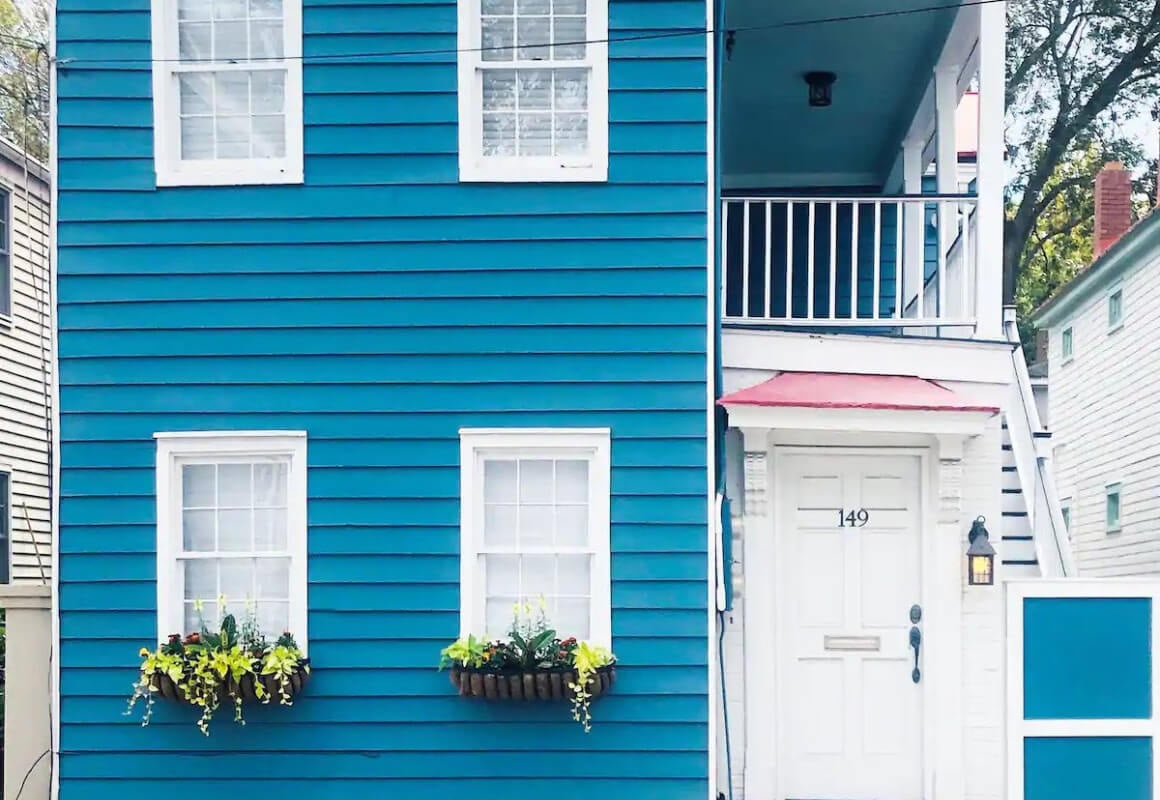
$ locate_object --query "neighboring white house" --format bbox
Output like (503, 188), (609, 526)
(1033, 161), (1160, 576)
(0, 139), (51, 584)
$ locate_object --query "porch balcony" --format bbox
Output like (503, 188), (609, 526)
(716, 0), (1007, 382)
(722, 193), (979, 333)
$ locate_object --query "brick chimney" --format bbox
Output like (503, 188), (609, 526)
(1094, 161), (1133, 258)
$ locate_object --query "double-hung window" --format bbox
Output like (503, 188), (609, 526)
(1106, 483), (1122, 534)
(155, 432), (308, 645)
(457, 0), (609, 182)
(0, 470), (9, 584)
(1108, 287), (1124, 331)
(1061, 326), (1074, 362)
(459, 429), (611, 645)
(151, 0), (303, 186)
(0, 188), (10, 320)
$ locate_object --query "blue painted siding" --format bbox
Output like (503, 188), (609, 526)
(54, 0), (711, 795)
(1025, 737), (1152, 800)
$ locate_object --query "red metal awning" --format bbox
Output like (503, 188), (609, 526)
(718, 371), (999, 414)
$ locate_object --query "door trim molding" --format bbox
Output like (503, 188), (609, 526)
(744, 443), (944, 800)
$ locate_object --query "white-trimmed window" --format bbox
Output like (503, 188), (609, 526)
(456, 0), (609, 182)
(1061, 326), (1074, 362)
(0, 469), (10, 584)
(150, 0), (303, 186)
(155, 432), (308, 647)
(1106, 483), (1122, 534)
(0, 187), (10, 321)
(1060, 499), (1070, 536)
(1108, 287), (1124, 331)
(459, 428), (611, 645)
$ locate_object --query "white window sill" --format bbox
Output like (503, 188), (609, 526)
(0, 313), (11, 329)
(156, 162), (304, 188)
(1108, 321), (1125, 335)
(459, 160), (608, 184)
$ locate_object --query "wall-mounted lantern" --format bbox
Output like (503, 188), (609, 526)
(967, 516), (996, 586)
(805, 71), (836, 107)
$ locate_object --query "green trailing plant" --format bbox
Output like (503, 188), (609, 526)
(126, 601), (309, 735)
(438, 599), (617, 731)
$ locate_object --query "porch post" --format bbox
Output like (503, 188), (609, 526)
(974, 0), (1006, 337)
(902, 137), (924, 317)
(934, 437), (966, 800)
(739, 427), (774, 800)
(935, 64), (959, 318)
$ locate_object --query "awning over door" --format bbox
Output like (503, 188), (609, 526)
(718, 371), (999, 414)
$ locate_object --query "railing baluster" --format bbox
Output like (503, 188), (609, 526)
(807, 202), (816, 320)
(764, 201), (772, 318)
(894, 201), (902, 320)
(829, 201), (837, 319)
(721, 200), (730, 315)
(961, 201), (971, 320)
(915, 200), (924, 321)
(937, 199), (947, 320)
(873, 201), (882, 320)
(742, 201), (751, 319)
(785, 202), (794, 318)
(851, 203), (859, 320)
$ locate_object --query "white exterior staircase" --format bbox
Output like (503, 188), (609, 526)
(999, 310), (1076, 579)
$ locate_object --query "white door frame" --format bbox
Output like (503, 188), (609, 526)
(744, 440), (946, 800)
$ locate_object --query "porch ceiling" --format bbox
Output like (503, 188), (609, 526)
(720, 0), (958, 187)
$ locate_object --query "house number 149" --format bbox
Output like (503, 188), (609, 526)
(838, 509), (870, 527)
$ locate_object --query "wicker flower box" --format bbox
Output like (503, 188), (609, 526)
(448, 665), (616, 701)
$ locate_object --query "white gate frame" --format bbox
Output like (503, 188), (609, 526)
(1006, 580), (1160, 800)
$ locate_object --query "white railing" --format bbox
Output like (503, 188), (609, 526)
(1004, 310), (1075, 578)
(721, 194), (978, 328)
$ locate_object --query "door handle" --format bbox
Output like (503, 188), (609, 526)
(908, 626), (922, 684)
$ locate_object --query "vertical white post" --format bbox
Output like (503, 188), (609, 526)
(742, 201), (751, 318)
(807, 202), (816, 319)
(829, 201), (838, 319)
(721, 201), (730, 314)
(785, 202), (794, 318)
(851, 203), (860, 319)
(975, 1), (1006, 337)
(764, 201), (773, 318)
(903, 137), (924, 319)
(935, 64), (959, 322)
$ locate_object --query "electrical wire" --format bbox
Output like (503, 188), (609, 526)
(51, 0), (1008, 68)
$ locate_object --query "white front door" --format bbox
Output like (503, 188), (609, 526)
(777, 452), (924, 800)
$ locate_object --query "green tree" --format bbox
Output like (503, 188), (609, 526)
(0, 0), (48, 161)
(1005, 0), (1160, 305)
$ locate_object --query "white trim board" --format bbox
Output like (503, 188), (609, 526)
(1005, 580), (1160, 800)
(724, 403), (995, 437)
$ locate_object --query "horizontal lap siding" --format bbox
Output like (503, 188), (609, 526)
(0, 160), (52, 582)
(55, 0), (710, 796)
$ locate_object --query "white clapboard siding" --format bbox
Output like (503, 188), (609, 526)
(1048, 240), (1160, 577)
(0, 142), (52, 584)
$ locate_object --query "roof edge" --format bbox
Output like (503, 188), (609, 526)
(1033, 211), (1160, 328)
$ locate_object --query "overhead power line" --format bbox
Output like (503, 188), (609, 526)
(55, 0), (1005, 68)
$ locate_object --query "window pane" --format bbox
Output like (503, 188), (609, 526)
(516, 70), (551, 110)
(557, 554), (589, 594)
(255, 557), (290, 598)
(217, 462), (252, 507)
(483, 0), (514, 12)
(486, 596), (517, 637)
(518, 113), (551, 156)
(482, 114), (517, 156)
(257, 600), (289, 635)
(185, 601), (217, 634)
(516, 14), (550, 60)
(554, 69), (587, 110)
(183, 559), (217, 601)
(214, 0), (248, 19)
(554, 0), (584, 12)
(521, 553), (555, 599)
(481, 16), (514, 62)
(554, 114), (588, 155)
(216, 116), (252, 158)
(556, 504), (587, 546)
(254, 508), (287, 551)
(179, 0), (212, 20)
(252, 115), (286, 157)
(182, 463), (216, 507)
(180, 117), (215, 160)
(485, 554), (519, 595)
(517, 0), (549, 13)
(219, 558), (254, 605)
(250, 19), (284, 58)
(182, 509), (216, 551)
(552, 15), (586, 59)
(251, 71), (286, 113)
(556, 597), (589, 638)
(518, 504), (553, 546)
(253, 462), (287, 506)
(179, 73), (214, 116)
(483, 503), (518, 546)
(217, 508), (253, 551)
(555, 459), (587, 502)
(178, 21), (212, 59)
(484, 459), (517, 502)
(249, 0), (282, 18)
(213, 20), (249, 60)
(518, 459), (553, 502)
(483, 70), (517, 110)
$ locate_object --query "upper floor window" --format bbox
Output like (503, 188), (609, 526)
(0, 470), (9, 583)
(155, 432), (308, 646)
(1061, 326), (1074, 362)
(1108, 287), (1124, 331)
(151, 0), (303, 186)
(457, 0), (609, 183)
(0, 187), (10, 320)
(1060, 499), (1070, 537)
(1106, 483), (1122, 534)
(459, 428), (611, 645)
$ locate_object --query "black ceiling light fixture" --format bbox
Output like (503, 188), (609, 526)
(805, 71), (837, 107)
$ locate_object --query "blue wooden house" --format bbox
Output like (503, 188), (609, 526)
(51, 0), (1120, 798)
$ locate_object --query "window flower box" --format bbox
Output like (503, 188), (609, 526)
(127, 607), (309, 735)
(439, 602), (616, 731)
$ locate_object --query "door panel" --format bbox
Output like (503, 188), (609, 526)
(778, 453), (924, 800)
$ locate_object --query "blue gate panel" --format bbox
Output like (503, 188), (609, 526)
(1025, 737), (1152, 800)
(1024, 597), (1152, 720)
